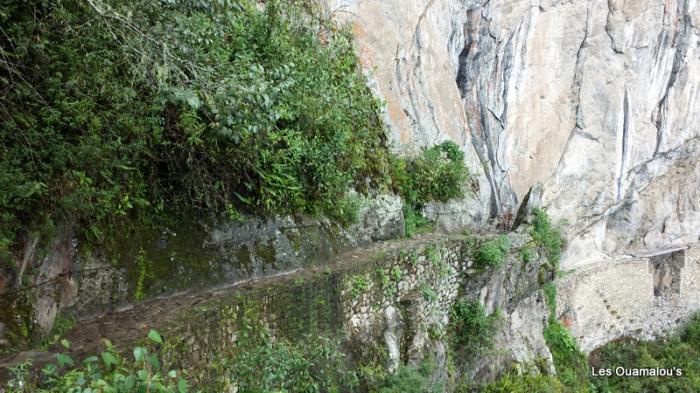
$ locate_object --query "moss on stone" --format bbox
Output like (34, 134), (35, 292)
(254, 239), (278, 269)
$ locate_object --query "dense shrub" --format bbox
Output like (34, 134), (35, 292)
(540, 264), (588, 392)
(376, 363), (443, 393)
(449, 300), (499, 355)
(482, 371), (565, 393)
(0, 0), (391, 262)
(473, 235), (511, 267)
(530, 208), (565, 269)
(543, 321), (589, 391)
(392, 141), (470, 237)
(590, 314), (700, 392)
(5, 331), (189, 392)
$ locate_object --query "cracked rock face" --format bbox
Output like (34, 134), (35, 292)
(321, 0), (700, 267)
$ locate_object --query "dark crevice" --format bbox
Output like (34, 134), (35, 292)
(616, 89), (630, 203)
(652, 1), (691, 157)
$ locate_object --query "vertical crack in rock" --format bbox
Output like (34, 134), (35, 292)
(605, 0), (624, 54)
(456, 2), (527, 219)
(555, 0), (592, 170)
(617, 88), (630, 203)
(457, 7), (503, 219)
(652, 0), (691, 157)
(393, 0), (446, 146)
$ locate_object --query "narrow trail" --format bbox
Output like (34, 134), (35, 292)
(0, 233), (447, 376)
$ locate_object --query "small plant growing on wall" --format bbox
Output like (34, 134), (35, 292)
(530, 208), (565, 269)
(351, 275), (369, 298)
(473, 235), (511, 268)
(449, 300), (500, 356)
(5, 330), (188, 392)
(421, 284), (438, 303)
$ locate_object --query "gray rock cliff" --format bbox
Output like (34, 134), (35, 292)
(321, 0), (700, 267)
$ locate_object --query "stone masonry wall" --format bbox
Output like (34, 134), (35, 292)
(557, 243), (700, 353)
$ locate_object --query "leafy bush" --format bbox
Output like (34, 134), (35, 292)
(530, 208), (565, 269)
(520, 247), (534, 264)
(392, 141), (469, 237)
(225, 329), (321, 392)
(421, 285), (438, 303)
(543, 323), (588, 391)
(0, 0), (391, 262)
(449, 300), (499, 355)
(403, 206), (433, 238)
(542, 282), (557, 321)
(212, 320), (357, 393)
(539, 268), (588, 391)
(482, 371), (565, 393)
(590, 313), (700, 393)
(376, 363), (443, 393)
(473, 235), (511, 267)
(5, 330), (190, 392)
(351, 275), (369, 298)
(543, 312), (588, 391)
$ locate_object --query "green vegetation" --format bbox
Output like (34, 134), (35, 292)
(390, 266), (402, 282)
(134, 248), (150, 301)
(543, 321), (589, 391)
(0, 0), (393, 264)
(408, 251), (420, 266)
(542, 282), (557, 321)
(485, 209), (574, 392)
(531, 208), (565, 270)
(590, 313), (700, 392)
(39, 313), (76, 350)
(219, 323), (354, 392)
(421, 285), (438, 303)
(449, 300), (499, 356)
(426, 245), (440, 265)
(541, 263), (588, 392)
(482, 370), (565, 393)
(392, 142), (470, 237)
(6, 331), (190, 392)
(373, 266), (402, 299)
(351, 275), (369, 298)
(473, 235), (511, 268)
(520, 246), (534, 264)
(376, 363), (443, 393)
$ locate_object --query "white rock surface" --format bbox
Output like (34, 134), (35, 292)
(320, 0), (700, 267)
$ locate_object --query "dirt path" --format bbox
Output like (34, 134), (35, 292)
(0, 233), (447, 378)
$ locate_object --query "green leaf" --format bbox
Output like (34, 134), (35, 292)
(57, 353), (74, 368)
(124, 375), (136, 389)
(102, 351), (119, 367)
(61, 339), (71, 349)
(148, 329), (163, 344)
(133, 346), (147, 362)
(148, 353), (161, 369)
(178, 378), (188, 393)
(168, 370), (177, 378)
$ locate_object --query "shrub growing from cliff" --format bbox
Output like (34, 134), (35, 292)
(5, 331), (190, 392)
(376, 362), (443, 393)
(589, 313), (700, 392)
(473, 235), (511, 267)
(449, 300), (499, 355)
(530, 208), (565, 269)
(482, 370), (565, 393)
(541, 263), (588, 392)
(543, 321), (589, 391)
(0, 0), (391, 262)
(392, 141), (470, 237)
